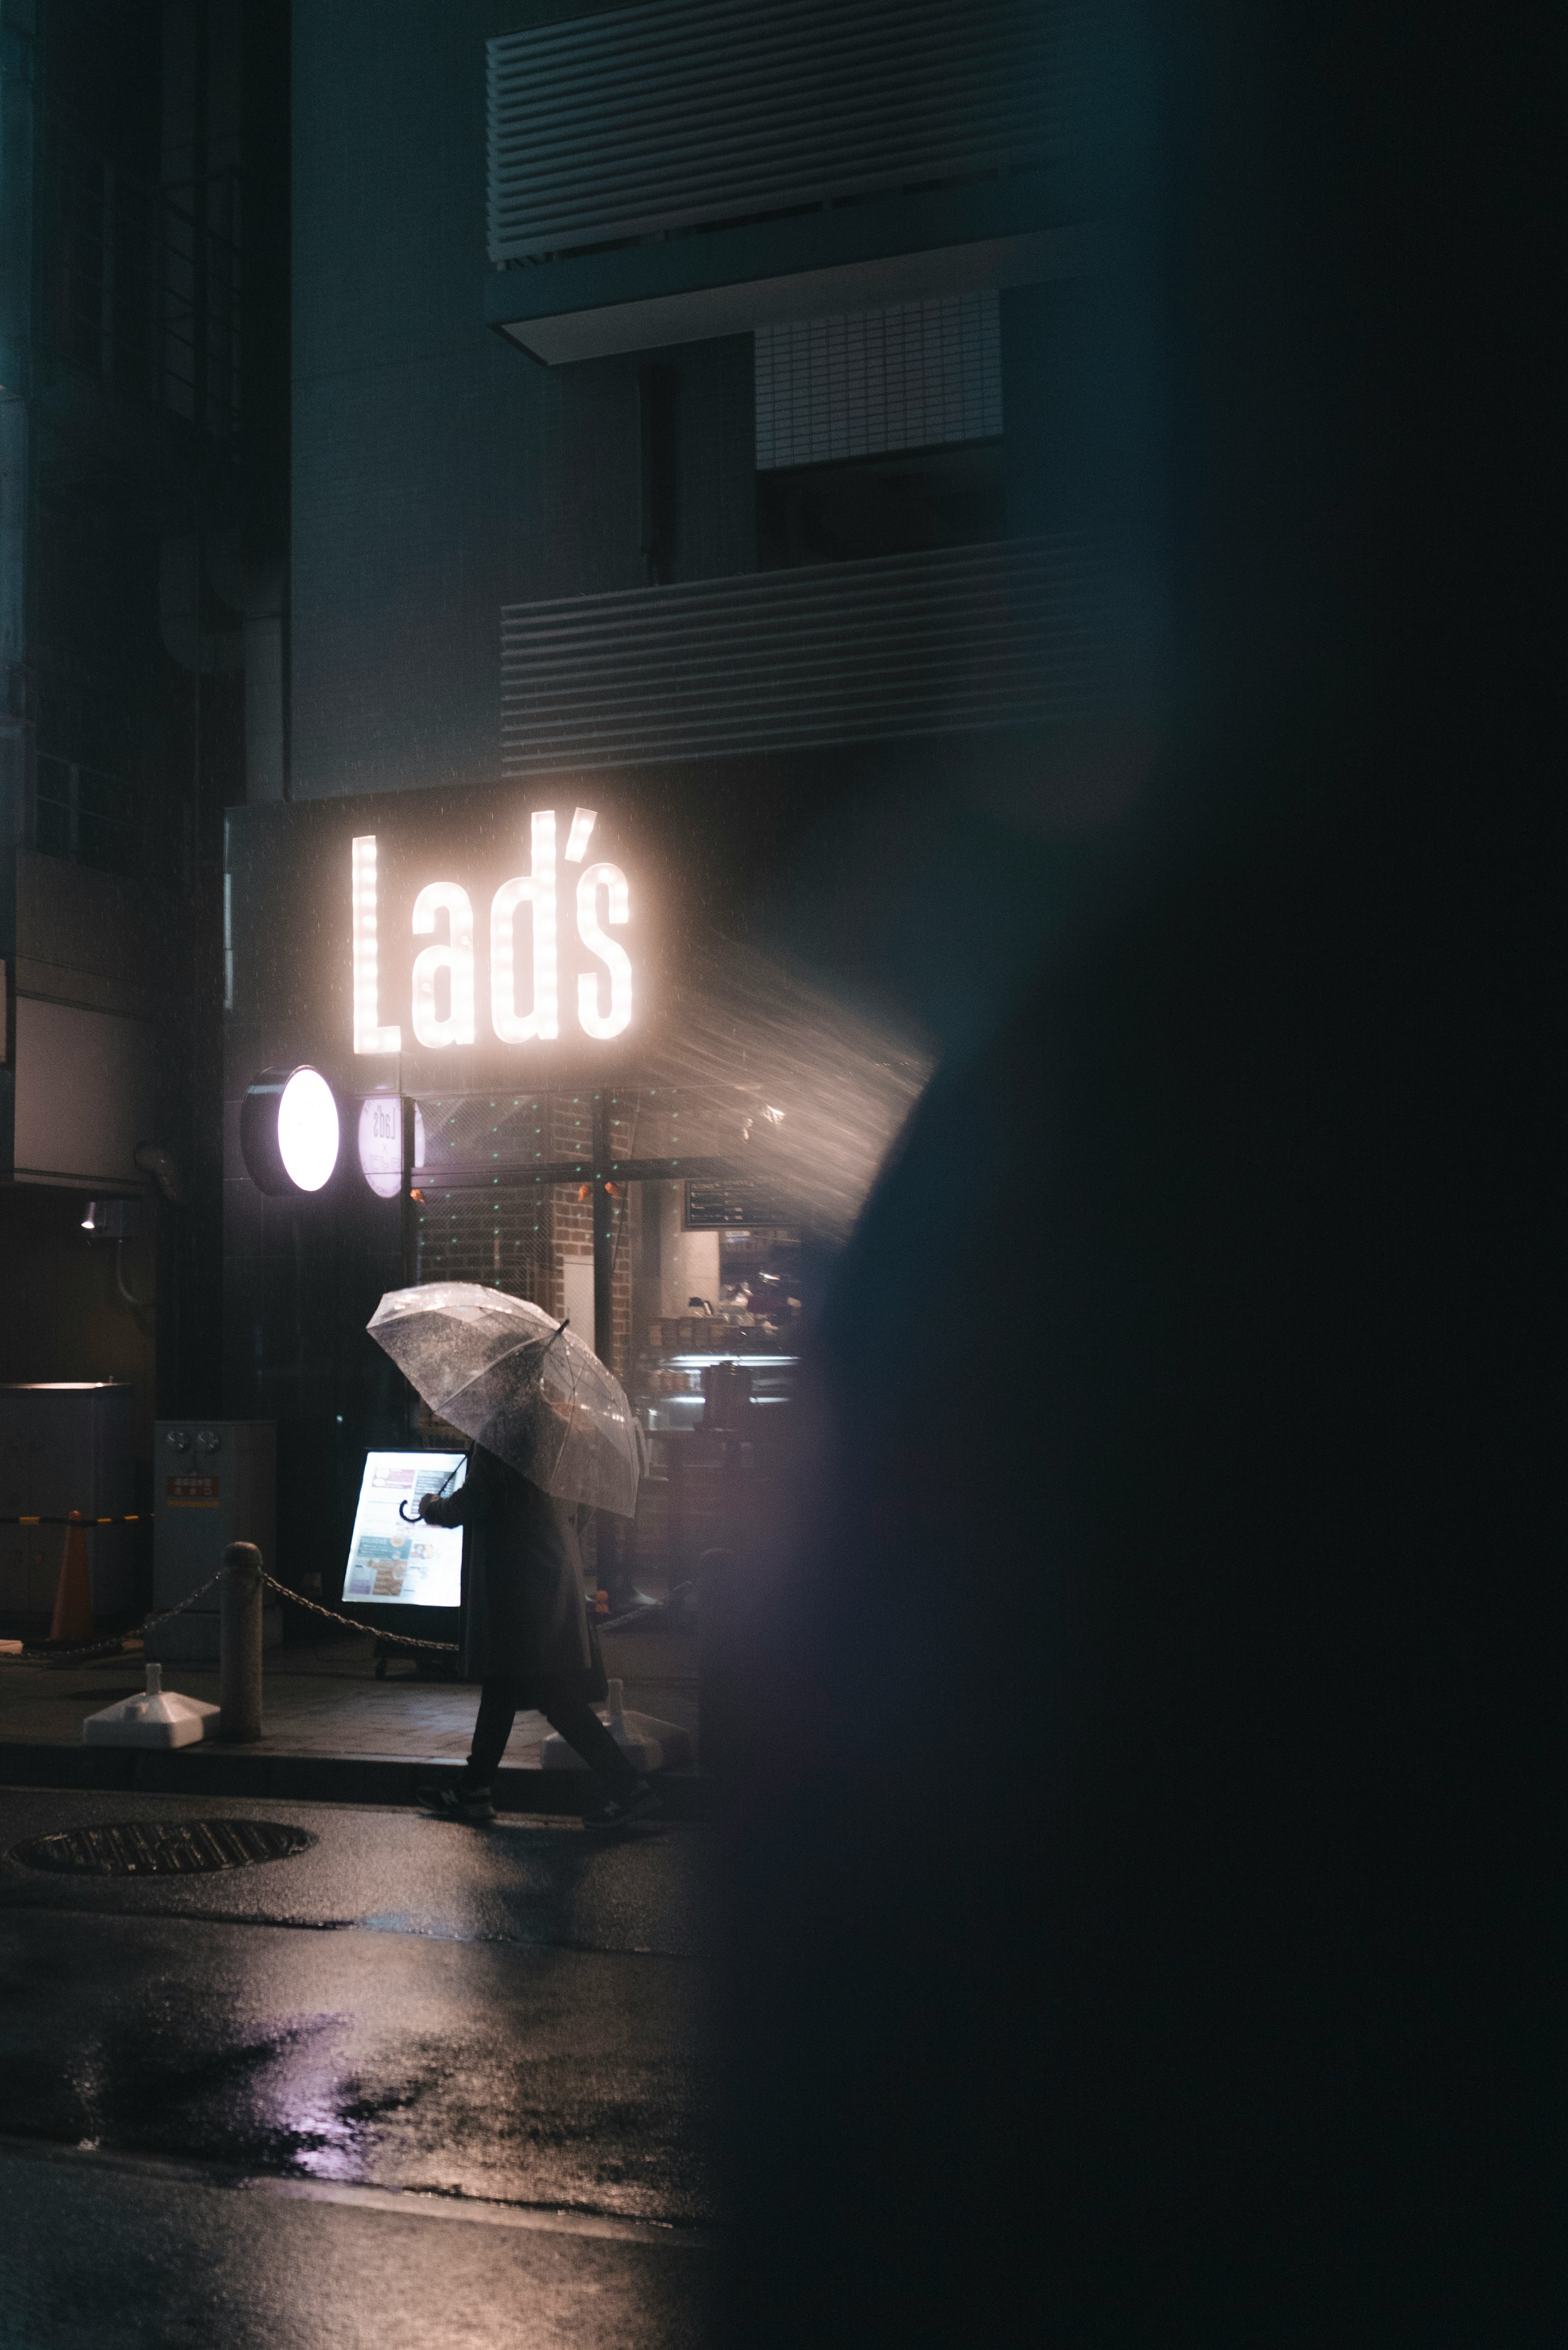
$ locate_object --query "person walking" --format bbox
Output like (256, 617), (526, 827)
(414, 1441), (657, 1828)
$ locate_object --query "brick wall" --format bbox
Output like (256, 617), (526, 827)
(411, 1088), (633, 1376)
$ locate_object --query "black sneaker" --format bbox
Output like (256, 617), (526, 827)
(418, 1781), (496, 1822)
(582, 1781), (660, 1831)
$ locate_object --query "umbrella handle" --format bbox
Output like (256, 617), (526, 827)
(401, 1450), (470, 1523)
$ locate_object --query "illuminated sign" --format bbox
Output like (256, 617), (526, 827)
(166, 1473), (220, 1508)
(356, 1096), (426, 1200)
(352, 804), (632, 1055)
(241, 1066), (341, 1194)
(343, 1451), (466, 1609)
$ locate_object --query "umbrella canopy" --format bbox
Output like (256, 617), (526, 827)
(367, 1282), (641, 1517)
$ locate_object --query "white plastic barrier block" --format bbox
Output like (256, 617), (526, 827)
(540, 1677), (691, 1773)
(82, 1662), (218, 1750)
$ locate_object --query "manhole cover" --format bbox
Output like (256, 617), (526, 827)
(9, 1820), (317, 1876)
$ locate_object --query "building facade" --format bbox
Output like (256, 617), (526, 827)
(0, 0), (286, 1625)
(215, 0), (1159, 1609)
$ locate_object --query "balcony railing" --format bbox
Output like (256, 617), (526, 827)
(47, 131), (242, 439)
(32, 754), (143, 877)
(488, 0), (1081, 265)
(501, 534), (1119, 772)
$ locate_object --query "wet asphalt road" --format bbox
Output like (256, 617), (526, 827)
(0, 1787), (717, 2348)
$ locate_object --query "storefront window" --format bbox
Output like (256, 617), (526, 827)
(400, 1087), (805, 1587)
(628, 1200), (802, 1435)
(407, 1090), (796, 1357)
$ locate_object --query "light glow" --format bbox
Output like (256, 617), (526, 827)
(276, 1068), (341, 1192)
(564, 807), (597, 863)
(344, 1451), (467, 1609)
(576, 861), (633, 1039)
(491, 810), (558, 1042)
(352, 835), (401, 1055)
(358, 1098), (425, 1196)
(410, 882), (476, 1047)
(358, 1096), (402, 1198)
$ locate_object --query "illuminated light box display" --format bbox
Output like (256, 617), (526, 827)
(343, 1451), (467, 1608)
(240, 1066), (341, 1194)
(356, 1096), (426, 1200)
(352, 802), (633, 1056)
(241, 797), (642, 1201)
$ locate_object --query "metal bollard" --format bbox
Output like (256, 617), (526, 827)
(219, 1541), (265, 1742)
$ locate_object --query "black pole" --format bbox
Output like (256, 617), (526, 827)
(218, 1541), (263, 1742)
(400, 1092), (415, 1284)
(590, 1092), (628, 1605)
(591, 1091), (613, 1364)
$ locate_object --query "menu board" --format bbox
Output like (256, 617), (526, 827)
(684, 1178), (789, 1230)
(343, 1451), (467, 1609)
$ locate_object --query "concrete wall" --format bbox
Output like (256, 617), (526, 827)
(290, 0), (754, 805)
(287, 3), (1130, 820)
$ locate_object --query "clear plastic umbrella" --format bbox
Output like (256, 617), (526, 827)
(367, 1282), (641, 1517)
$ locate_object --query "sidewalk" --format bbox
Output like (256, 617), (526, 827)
(0, 1625), (706, 1817)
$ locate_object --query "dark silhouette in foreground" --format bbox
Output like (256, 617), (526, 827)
(719, 1), (1554, 2337)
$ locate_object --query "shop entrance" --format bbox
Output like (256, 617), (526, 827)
(403, 1088), (802, 1600)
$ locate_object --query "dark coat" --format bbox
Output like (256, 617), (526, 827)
(421, 1446), (597, 1696)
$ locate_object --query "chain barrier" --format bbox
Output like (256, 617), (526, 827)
(144, 1569), (225, 1629)
(5, 1510), (159, 1662)
(247, 1573), (695, 1650)
(11, 1567), (225, 1666)
(9, 1558), (695, 1668)
(258, 1572), (461, 1653)
(9, 1636), (129, 1665)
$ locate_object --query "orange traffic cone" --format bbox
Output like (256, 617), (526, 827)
(49, 1511), (94, 1646)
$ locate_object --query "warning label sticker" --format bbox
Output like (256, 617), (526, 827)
(166, 1474), (220, 1508)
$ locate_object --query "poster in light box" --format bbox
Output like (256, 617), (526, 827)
(343, 1451), (466, 1608)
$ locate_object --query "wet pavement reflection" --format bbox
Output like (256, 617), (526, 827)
(0, 1789), (716, 2345)
(0, 2144), (713, 2349)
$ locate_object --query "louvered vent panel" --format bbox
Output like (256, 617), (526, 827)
(755, 292), (1002, 470)
(501, 537), (1113, 771)
(488, 0), (1080, 264)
